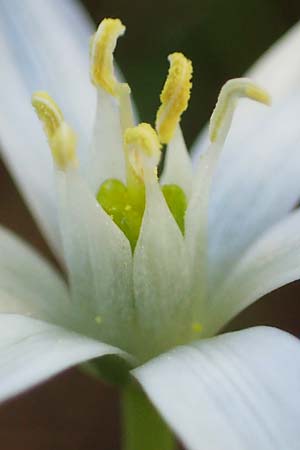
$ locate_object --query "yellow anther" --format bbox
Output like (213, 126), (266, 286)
(32, 91), (63, 140)
(209, 78), (271, 143)
(124, 123), (161, 180)
(125, 123), (161, 158)
(32, 92), (77, 170)
(50, 122), (78, 170)
(192, 322), (202, 333)
(90, 18), (125, 95)
(156, 52), (193, 144)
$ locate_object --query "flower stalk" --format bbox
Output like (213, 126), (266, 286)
(122, 380), (176, 450)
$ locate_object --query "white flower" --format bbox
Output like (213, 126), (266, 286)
(1, 1), (300, 449)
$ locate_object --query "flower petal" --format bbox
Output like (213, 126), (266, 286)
(248, 21), (300, 101)
(0, 0), (94, 261)
(160, 126), (193, 198)
(0, 314), (128, 404)
(133, 180), (190, 359)
(190, 23), (300, 292)
(0, 224), (70, 324)
(134, 326), (300, 450)
(206, 209), (300, 334)
(1, 0), (95, 161)
(56, 169), (134, 350)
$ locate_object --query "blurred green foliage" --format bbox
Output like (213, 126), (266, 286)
(83, 0), (300, 147)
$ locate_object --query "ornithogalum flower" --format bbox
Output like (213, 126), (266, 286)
(31, 19), (273, 363)
(1, 2), (300, 450)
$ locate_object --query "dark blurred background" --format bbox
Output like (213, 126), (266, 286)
(1, 0), (300, 449)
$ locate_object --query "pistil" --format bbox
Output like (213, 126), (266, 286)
(97, 123), (161, 251)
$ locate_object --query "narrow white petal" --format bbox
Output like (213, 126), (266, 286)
(134, 327), (300, 450)
(0, 314), (128, 404)
(133, 181), (190, 358)
(56, 169), (134, 349)
(160, 126), (193, 198)
(0, 0), (95, 162)
(0, 33), (61, 261)
(0, 225), (69, 323)
(248, 21), (300, 101)
(207, 209), (300, 334)
(0, 0), (94, 261)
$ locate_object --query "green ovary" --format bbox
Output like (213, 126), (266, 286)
(97, 179), (187, 251)
(161, 184), (187, 233)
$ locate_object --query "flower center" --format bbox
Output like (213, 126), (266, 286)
(97, 180), (187, 251)
(96, 122), (187, 250)
(31, 17), (271, 260)
(91, 21), (192, 251)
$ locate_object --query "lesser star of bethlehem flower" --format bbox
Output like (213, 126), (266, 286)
(1, 2), (300, 449)
(32, 18), (271, 362)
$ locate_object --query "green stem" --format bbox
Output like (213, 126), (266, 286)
(122, 380), (176, 450)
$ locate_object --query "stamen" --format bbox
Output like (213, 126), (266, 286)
(156, 52), (192, 144)
(50, 122), (78, 170)
(90, 18), (126, 96)
(32, 91), (63, 140)
(124, 123), (161, 181)
(186, 78), (270, 302)
(32, 92), (77, 170)
(117, 83), (134, 131)
(209, 78), (271, 143)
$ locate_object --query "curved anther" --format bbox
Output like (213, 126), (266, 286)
(156, 52), (192, 144)
(124, 123), (161, 181)
(209, 78), (271, 143)
(32, 92), (77, 170)
(90, 18), (126, 96)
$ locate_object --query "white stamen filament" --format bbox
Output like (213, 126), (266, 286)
(186, 78), (270, 304)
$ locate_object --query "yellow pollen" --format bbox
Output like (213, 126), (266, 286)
(32, 92), (77, 170)
(32, 91), (63, 140)
(125, 123), (161, 157)
(156, 52), (193, 144)
(192, 322), (203, 333)
(90, 18), (125, 96)
(124, 123), (161, 180)
(209, 78), (271, 143)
